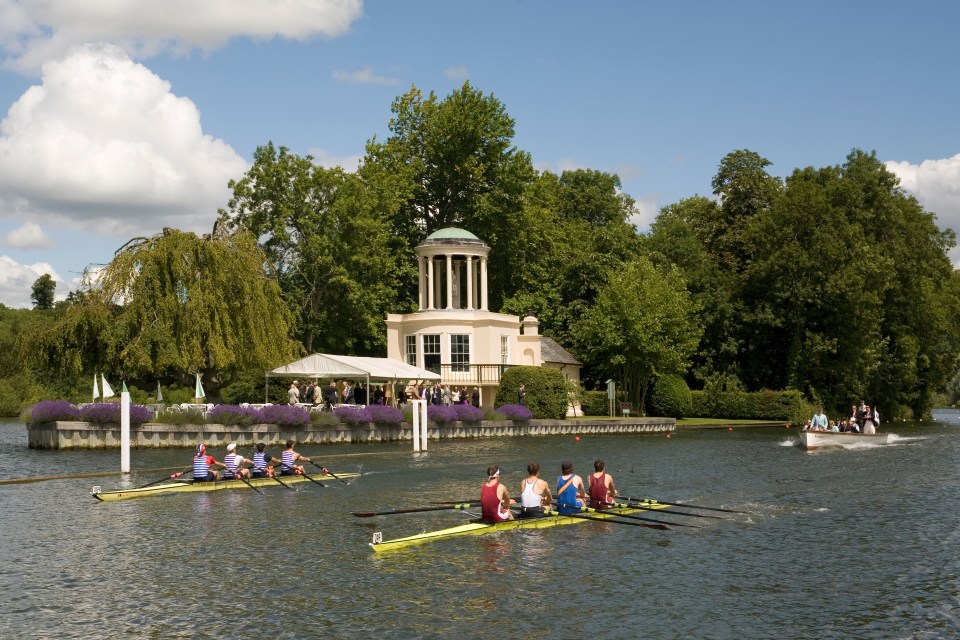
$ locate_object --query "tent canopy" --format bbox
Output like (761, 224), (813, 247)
(267, 353), (441, 381)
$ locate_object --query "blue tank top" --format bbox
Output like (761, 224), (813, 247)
(253, 452), (269, 471)
(556, 474), (580, 514)
(281, 449), (296, 469)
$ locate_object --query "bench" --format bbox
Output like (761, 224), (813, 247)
(619, 402), (633, 417)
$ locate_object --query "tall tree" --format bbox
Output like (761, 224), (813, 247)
(30, 274), (56, 310)
(573, 256), (702, 411)
(363, 82), (535, 296)
(221, 143), (410, 355)
(25, 228), (296, 394)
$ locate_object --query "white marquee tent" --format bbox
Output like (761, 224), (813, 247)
(266, 353), (440, 402)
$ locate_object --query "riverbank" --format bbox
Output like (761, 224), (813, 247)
(26, 416), (675, 449)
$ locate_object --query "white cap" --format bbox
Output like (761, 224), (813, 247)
(226, 443), (236, 452)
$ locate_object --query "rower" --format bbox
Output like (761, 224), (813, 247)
(480, 466), (514, 522)
(555, 460), (587, 514)
(517, 462), (552, 519)
(192, 443), (225, 482)
(588, 458), (617, 510)
(221, 443), (251, 480)
(250, 442), (278, 478)
(279, 440), (311, 476)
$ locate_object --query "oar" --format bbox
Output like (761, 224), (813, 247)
(268, 473), (296, 490)
(617, 496), (748, 514)
(298, 470), (326, 488)
(544, 509), (670, 530)
(230, 474), (264, 495)
(609, 500), (729, 520)
(308, 461), (350, 485)
(352, 503), (476, 518)
(554, 503), (699, 528)
(138, 467), (192, 489)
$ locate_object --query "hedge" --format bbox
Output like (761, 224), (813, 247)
(495, 366), (568, 420)
(690, 389), (812, 423)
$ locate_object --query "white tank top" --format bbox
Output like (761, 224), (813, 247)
(520, 478), (542, 508)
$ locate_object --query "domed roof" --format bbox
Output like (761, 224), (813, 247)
(424, 228), (481, 241)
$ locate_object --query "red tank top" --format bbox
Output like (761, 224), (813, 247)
(481, 482), (509, 522)
(589, 473), (611, 510)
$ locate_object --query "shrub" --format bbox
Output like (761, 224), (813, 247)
(333, 405), (372, 425)
(581, 390), (609, 417)
(451, 403), (484, 423)
(154, 409), (205, 425)
(367, 404), (403, 424)
(495, 366), (568, 420)
(25, 400), (81, 423)
(310, 411), (338, 426)
(690, 388), (810, 423)
(259, 404), (310, 428)
(495, 403), (533, 421)
(648, 375), (692, 419)
(427, 405), (458, 424)
(207, 404), (261, 426)
(80, 402), (151, 425)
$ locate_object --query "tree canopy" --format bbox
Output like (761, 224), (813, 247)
(25, 228), (297, 395)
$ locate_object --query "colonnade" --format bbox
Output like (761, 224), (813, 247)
(417, 253), (489, 311)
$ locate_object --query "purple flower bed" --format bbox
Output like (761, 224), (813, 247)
(80, 402), (151, 425)
(208, 404), (262, 426)
(367, 404), (403, 424)
(427, 404), (458, 424)
(334, 405), (372, 424)
(27, 400), (81, 423)
(259, 404), (310, 428)
(452, 404), (484, 423)
(496, 404), (533, 421)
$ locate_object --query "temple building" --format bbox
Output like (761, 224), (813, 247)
(386, 227), (580, 408)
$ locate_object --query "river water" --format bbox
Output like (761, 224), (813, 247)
(2, 414), (960, 639)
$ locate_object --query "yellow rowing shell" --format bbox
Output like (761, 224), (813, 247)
(370, 502), (672, 553)
(91, 472), (360, 502)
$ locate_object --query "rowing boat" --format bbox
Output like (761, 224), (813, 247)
(91, 471), (360, 502)
(370, 501), (671, 553)
(798, 430), (895, 450)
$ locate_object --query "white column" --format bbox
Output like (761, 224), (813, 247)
(445, 254), (453, 309)
(412, 399), (421, 451)
(120, 389), (130, 473)
(427, 257), (435, 310)
(480, 258), (489, 310)
(418, 256), (426, 310)
(420, 399), (429, 451)
(466, 255), (474, 310)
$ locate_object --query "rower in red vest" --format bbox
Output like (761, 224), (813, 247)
(588, 458), (618, 510)
(480, 466), (515, 523)
(192, 443), (225, 482)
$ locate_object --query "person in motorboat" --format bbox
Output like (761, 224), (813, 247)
(221, 443), (251, 480)
(517, 462), (552, 519)
(279, 440), (312, 476)
(811, 408), (828, 431)
(480, 466), (514, 523)
(829, 421), (840, 433)
(589, 458), (618, 510)
(556, 460), (588, 514)
(192, 443), (225, 482)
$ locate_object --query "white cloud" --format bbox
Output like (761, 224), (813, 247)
(333, 66), (399, 85)
(1, 0), (364, 71)
(445, 65), (468, 80)
(0, 255), (59, 308)
(1, 221), (51, 248)
(627, 195), (661, 231)
(306, 147), (362, 171)
(886, 153), (960, 233)
(0, 43), (249, 237)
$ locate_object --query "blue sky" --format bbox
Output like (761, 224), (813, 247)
(0, 0), (958, 307)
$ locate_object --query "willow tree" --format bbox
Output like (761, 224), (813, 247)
(25, 228), (298, 392)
